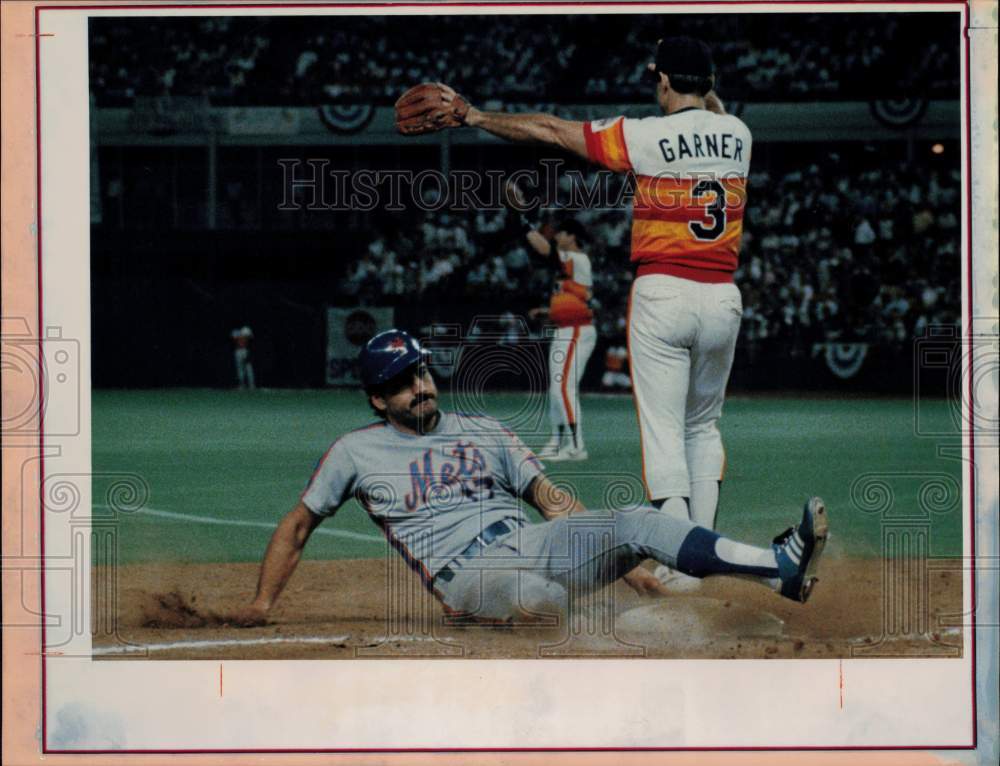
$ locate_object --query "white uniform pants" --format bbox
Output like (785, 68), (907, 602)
(234, 348), (255, 389)
(548, 324), (597, 435)
(627, 274), (741, 501)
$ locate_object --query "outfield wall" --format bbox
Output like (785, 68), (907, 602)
(91, 270), (954, 395)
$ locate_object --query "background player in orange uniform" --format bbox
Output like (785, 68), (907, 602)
(525, 219), (597, 461)
(396, 37), (748, 590)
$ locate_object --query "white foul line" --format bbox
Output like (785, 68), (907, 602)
(93, 504), (383, 544)
(92, 635), (350, 655)
(93, 634), (446, 655)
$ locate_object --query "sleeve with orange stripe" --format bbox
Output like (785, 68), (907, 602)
(495, 426), (544, 496)
(583, 117), (632, 173)
(301, 437), (358, 516)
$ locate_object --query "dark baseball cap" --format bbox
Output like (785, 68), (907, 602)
(557, 218), (589, 245)
(654, 36), (715, 78)
(359, 329), (430, 389)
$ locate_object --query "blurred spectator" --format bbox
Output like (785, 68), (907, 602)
(89, 13), (961, 354)
(329, 146), (959, 354)
(602, 343), (631, 391)
(90, 13), (960, 106)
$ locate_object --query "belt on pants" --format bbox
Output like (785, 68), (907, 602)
(433, 518), (520, 585)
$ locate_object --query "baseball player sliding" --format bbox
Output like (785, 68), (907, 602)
(522, 216), (597, 461)
(395, 36), (749, 590)
(234, 330), (827, 626)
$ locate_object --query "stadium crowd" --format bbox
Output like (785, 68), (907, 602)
(90, 13), (959, 106)
(341, 151), (962, 350)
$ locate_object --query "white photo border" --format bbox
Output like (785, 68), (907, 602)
(31, 0), (996, 756)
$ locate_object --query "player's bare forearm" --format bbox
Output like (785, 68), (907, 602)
(465, 107), (589, 161)
(251, 502), (322, 611)
(623, 566), (671, 597)
(704, 91), (726, 115)
(526, 229), (552, 256)
(525, 475), (586, 519)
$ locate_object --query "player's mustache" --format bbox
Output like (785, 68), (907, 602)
(411, 393), (436, 408)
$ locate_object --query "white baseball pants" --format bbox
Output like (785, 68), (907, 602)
(548, 323), (597, 431)
(234, 348), (256, 389)
(627, 274), (742, 502)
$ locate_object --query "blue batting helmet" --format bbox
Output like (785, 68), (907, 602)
(358, 329), (430, 389)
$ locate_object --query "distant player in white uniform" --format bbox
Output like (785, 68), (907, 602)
(231, 325), (256, 389)
(232, 330), (827, 626)
(413, 36), (748, 590)
(524, 218), (597, 461)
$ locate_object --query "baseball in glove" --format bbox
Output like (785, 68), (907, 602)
(395, 82), (470, 135)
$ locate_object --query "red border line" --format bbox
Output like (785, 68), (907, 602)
(838, 660), (844, 710)
(34, 1), (972, 11)
(39, 745), (984, 754)
(36, 0), (978, 755)
(35, 2), (47, 752)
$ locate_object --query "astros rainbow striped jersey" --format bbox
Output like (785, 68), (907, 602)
(549, 248), (593, 328)
(584, 107), (752, 283)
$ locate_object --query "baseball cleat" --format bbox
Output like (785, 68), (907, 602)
(548, 447), (589, 462)
(773, 496), (828, 603)
(537, 439), (562, 459)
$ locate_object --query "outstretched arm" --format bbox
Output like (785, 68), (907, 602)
(526, 229), (553, 257)
(395, 84), (594, 164)
(504, 181), (556, 258)
(233, 501), (324, 625)
(466, 107), (589, 162)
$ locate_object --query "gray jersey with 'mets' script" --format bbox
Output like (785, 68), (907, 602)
(300, 412), (544, 580)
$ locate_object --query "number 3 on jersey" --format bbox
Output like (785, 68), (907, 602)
(689, 179), (727, 241)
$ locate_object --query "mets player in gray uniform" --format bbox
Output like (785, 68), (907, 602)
(235, 330), (828, 625)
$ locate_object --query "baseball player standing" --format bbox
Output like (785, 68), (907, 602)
(231, 325), (256, 390)
(524, 218), (597, 461)
(233, 330), (828, 627)
(395, 36), (749, 588)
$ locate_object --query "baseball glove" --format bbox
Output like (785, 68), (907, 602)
(395, 82), (470, 135)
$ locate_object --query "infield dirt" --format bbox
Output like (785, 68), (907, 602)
(91, 553), (964, 661)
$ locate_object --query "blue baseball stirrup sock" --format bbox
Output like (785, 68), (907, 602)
(675, 526), (778, 580)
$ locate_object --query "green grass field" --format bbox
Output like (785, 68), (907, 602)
(92, 389), (965, 566)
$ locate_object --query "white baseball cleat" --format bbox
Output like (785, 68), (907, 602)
(548, 447), (588, 462)
(537, 439), (562, 459)
(653, 564), (701, 593)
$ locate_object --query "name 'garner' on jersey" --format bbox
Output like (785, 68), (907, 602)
(300, 412), (544, 579)
(584, 107), (752, 284)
